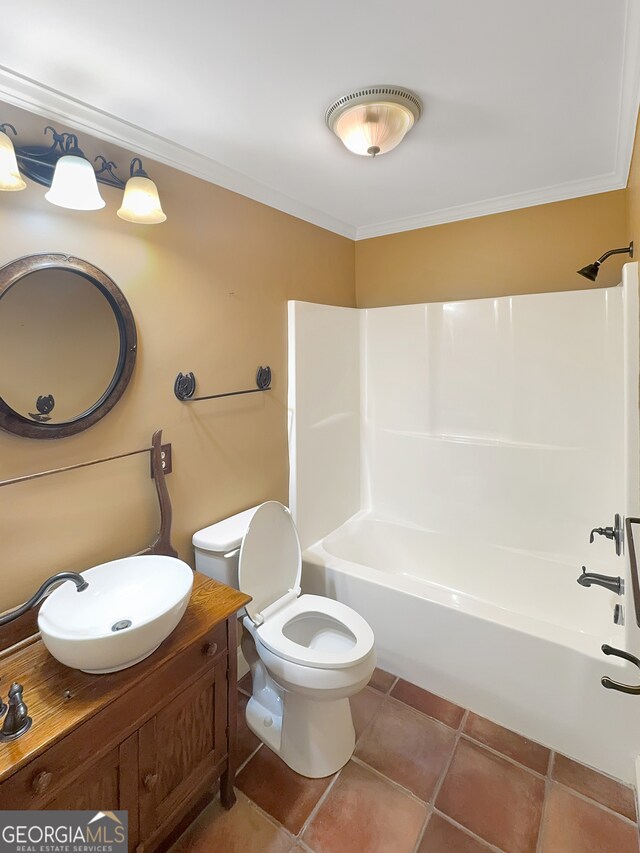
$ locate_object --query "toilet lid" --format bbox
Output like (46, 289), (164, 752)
(238, 501), (302, 624)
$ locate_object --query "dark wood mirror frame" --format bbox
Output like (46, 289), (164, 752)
(0, 253), (137, 439)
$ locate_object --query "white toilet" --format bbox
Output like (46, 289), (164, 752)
(193, 501), (376, 778)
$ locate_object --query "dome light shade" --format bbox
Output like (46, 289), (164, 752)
(117, 175), (166, 224)
(0, 128), (26, 191)
(326, 86), (422, 157)
(45, 154), (105, 210)
(334, 102), (415, 156)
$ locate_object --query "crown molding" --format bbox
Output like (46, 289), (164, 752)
(0, 65), (356, 240)
(354, 0), (640, 241)
(354, 173), (627, 240)
(1, 0), (639, 246)
(615, 0), (640, 185)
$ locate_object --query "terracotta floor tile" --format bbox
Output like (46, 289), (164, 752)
(238, 671), (252, 694)
(552, 753), (637, 821)
(354, 698), (456, 801)
(303, 760), (426, 853)
(349, 687), (385, 740)
(235, 745), (334, 835)
(170, 791), (291, 853)
(418, 813), (494, 853)
(463, 713), (550, 774)
(436, 738), (544, 853)
(391, 680), (465, 729)
(368, 667), (396, 693)
(540, 783), (639, 853)
(237, 691), (261, 766)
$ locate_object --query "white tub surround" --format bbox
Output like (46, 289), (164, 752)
(288, 263), (640, 783)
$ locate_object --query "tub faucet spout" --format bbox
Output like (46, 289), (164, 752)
(577, 567), (623, 595)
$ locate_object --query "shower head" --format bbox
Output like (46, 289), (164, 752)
(577, 242), (633, 281)
(577, 262), (601, 281)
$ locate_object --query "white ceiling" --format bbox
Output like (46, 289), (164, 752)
(1, 0), (639, 239)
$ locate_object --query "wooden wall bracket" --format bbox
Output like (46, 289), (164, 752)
(138, 431), (178, 559)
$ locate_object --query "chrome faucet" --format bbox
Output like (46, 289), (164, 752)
(0, 572), (88, 627)
(577, 566), (623, 595)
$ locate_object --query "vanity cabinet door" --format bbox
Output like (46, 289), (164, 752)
(47, 735), (139, 851)
(0, 734), (140, 852)
(137, 658), (228, 851)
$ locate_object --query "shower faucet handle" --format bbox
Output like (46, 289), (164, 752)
(589, 527), (610, 542)
(589, 514), (623, 556)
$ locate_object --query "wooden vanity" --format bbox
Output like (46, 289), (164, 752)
(0, 572), (250, 853)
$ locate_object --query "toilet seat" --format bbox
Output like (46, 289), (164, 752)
(239, 502), (374, 670)
(238, 501), (302, 625)
(254, 594), (375, 670)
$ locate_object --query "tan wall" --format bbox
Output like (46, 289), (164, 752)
(627, 112), (640, 245)
(3, 102), (639, 612)
(355, 190), (629, 307)
(0, 144), (355, 609)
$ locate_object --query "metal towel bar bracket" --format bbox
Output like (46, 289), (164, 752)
(174, 366), (272, 402)
(601, 644), (640, 695)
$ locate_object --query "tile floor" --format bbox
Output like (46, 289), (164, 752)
(170, 668), (640, 853)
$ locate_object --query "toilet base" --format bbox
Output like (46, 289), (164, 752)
(241, 619), (368, 778)
(245, 689), (355, 778)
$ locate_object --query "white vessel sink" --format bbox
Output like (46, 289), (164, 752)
(38, 555), (194, 674)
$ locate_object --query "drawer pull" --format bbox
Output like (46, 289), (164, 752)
(32, 770), (53, 795)
(204, 642), (218, 657)
(143, 772), (159, 791)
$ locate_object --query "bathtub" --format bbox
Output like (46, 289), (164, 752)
(302, 511), (640, 783)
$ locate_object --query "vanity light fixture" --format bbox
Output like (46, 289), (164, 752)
(45, 135), (105, 211)
(0, 125), (26, 191)
(117, 158), (166, 224)
(0, 123), (166, 224)
(325, 86), (422, 157)
(577, 243), (633, 281)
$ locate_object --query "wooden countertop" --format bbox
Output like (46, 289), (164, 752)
(0, 572), (250, 782)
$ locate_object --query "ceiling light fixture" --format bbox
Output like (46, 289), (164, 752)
(325, 86), (422, 157)
(577, 242), (633, 281)
(0, 123), (167, 224)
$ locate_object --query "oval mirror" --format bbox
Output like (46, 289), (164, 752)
(0, 254), (136, 439)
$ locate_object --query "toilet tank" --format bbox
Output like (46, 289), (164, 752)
(193, 505), (260, 587)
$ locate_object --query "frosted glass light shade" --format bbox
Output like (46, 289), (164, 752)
(117, 175), (166, 224)
(0, 130), (26, 191)
(326, 87), (422, 158)
(45, 155), (105, 210)
(334, 102), (415, 156)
